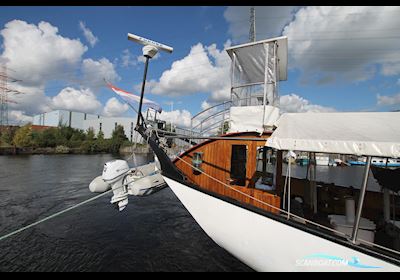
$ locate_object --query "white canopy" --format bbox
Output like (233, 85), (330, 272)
(229, 105), (280, 133)
(265, 112), (400, 158)
(226, 36), (288, 83)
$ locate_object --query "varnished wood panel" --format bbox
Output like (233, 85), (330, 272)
(174, 132), (280, 214)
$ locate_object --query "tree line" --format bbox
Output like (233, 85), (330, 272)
(0, 124), (135, 154)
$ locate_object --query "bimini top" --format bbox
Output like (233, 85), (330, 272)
(225, 36), (288, 82)
(265, 112), (400, 158)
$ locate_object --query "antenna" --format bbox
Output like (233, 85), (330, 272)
(249, 7), (256, 42)
(127, 33), (173, 54)
(127, 33), (173, 127)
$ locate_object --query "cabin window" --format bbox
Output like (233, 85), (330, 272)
(255, 147), (276, 190)
(230, 145), (247, 186)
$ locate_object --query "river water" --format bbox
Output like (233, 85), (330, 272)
(0, 154), (253, 272)
(0, 154), (389, 271)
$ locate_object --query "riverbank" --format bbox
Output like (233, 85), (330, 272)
(0, 145), (152, 156)
(0, 146), (93, 155)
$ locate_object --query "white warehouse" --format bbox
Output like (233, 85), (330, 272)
(33, 110), (100, 129)
(83, 117), (143, 143)
(33, 110), (143, 142)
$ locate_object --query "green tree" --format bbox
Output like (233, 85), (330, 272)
(31, 130), (42, 148)
(79, 140), (95, 154)
(97, 130), (105, 140)
(40, 128), (58, 147)
(0, 128), (14, 146)
(56, 125), (75, 146)
(13, 124), (33, 147)
(110, 125), (128, 154)
(86, 128), (95, 141)
(94, 130), (109, 152)
(69, 129), (86, 148)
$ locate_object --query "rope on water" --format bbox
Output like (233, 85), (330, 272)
(0, 189), (113, 242)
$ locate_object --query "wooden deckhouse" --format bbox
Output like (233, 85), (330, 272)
(171, 37), (288, 214)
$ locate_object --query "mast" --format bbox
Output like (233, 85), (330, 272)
(249, 7), (256, 42)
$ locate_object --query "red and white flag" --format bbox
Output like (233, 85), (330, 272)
(106, 82), (162, 113)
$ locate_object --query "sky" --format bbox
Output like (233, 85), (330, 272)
(1, 6), (400, 128)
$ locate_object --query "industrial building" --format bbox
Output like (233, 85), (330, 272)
(33, 110), (100, 129)
(83, 117), (143, 143)
(33, 110), (143, 143)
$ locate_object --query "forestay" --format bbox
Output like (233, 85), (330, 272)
(265, 112), (400, 158)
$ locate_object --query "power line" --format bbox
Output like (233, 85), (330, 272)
(0, 65), (24, 126)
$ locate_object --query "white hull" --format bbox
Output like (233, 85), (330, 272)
(164, 176), (400, 272)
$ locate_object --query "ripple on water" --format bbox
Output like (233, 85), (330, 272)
(0, 154), (253, 272)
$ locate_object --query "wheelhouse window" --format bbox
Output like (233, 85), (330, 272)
(230, 145), (247, 186)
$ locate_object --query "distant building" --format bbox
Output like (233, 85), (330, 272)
(32, 110), (143, 142)
(33, 110), (100, 130)
(83, 117), (143, 143)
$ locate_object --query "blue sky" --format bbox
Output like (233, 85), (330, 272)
(1, 6), (400, 126)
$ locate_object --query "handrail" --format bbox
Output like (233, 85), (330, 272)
(191, 108), (230, 131)
(190, 96), (256, 137)
(191, 96), (254, 123)
(200, 118), (230, 135)
(191, 100), (231, 120)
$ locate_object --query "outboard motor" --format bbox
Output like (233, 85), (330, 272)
(88, 157), (167, 211)
(102, 160), (130, 211)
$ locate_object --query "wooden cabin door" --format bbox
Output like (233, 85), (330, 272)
(230, 144), (247, 186)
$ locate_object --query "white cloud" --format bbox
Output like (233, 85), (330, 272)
(1, 20), (87, 87)
(158, 109), (192, 128)
(79, 21), (98, 47)
(52, 87), (102, 114)
(377, 93), (400, 106)
(103, 97), (129, 117)
(150, 41), (232, 103)
(7, 84), (52, 116)
(224, 6), (299, 44)
(0, 20), (92, 121)
(201, 100), (211, 110)
(382, 62), (400, 76)
(224, 7), (400, 84)
(81, 58), (120, 89)
(282, 6), (400, 82)
(8, 110), (33, 125)
(121, 49), (160, 68)
(121, 49), (137, 68)
(0, 20), (124, 125)
(279, 94), (336, 113)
